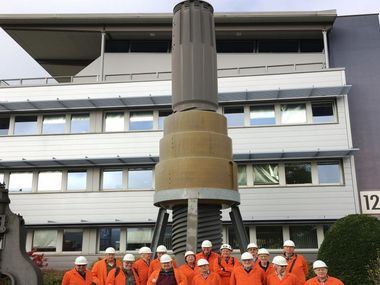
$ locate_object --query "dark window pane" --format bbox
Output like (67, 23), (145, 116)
(228, 225), (249, 249)
(289, 225), (318, 248)
(323, 224), (332, 235)
(312, 103), (335, 123)
(258, 39), (299, 53)
(300, 39), (324, 52)
(0, 117), (10, 135)
(14, 116), (38, 135)
(224, 106), (244, 127)
(106, 40), (130, 52)
(126, 228), (153, 250)
(216, 40), (254, 53)
(99, 228), (121, 251)
(33, 230), (57, 252)
(130, 40), (171, 53)
(256, 226), (283, 249)
(318, 162), (340, 184)
(63, 229), (83, 251)
(285, 163), (312, 184)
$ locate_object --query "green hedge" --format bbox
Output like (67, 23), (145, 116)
(318, 214), (380, 285)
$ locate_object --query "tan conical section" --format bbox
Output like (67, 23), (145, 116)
(155, 110), (237, 191)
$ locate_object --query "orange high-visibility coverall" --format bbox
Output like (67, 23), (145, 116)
(266, 272), (302, 285)
(196, 252), (220, 272)
(305, 276), (344, 285)
(147, 268), (187, 285)
(230, 265), (266, 285)
(257, 262), (275, 279)
(133, 259), (150, 285)
(192, 272), (221, 285)
(179, 263), (199, 285)
(212, 256), (240, 285)
(62, 268), (94, 285)
(148, 258), (178, 276)
(92, 258), (122, 285)
(285, 255), (308, 283)
(106, 267), (141, 285)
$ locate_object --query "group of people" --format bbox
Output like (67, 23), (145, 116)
(61, 239), (344, 285)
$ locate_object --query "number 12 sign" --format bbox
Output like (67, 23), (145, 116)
(360, 191), (380, 214)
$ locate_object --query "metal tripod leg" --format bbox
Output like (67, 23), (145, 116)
(150, 208), (169, 258)
(229, 205), (248, 253)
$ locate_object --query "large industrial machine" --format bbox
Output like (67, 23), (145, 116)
(152, 0), (248, 263)
(0, 183), (43, 284)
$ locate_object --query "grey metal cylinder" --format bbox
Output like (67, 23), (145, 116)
(172, 0), (218, 112)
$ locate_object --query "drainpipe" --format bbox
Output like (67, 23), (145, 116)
(322, 29), (330, 69)
(100, 30), (106, 81)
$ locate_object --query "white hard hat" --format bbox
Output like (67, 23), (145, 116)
(105, 247), (116, 254)
(74, 256), (88, 265)
(247, 242), (258, 249)
(313, 260), (328, 269)
(201, 240), (212, 248)
(258, 248), (270, 255)
(272, 256), (288, 266)
(123, 254), (135, 262)
(283, 240), (296, 247)
(241, 252), (254, 260)
(156, 245), (168, 253)
(197, 259), (209, 266)
(184, 251), (195, 257)
(139, 246), (152, 254)
(160, 254), (173, 263)
(220, 244), (232, 251)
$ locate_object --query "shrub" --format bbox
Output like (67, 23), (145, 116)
(318, 214), (380, 285)
(42, 270), (65, 285)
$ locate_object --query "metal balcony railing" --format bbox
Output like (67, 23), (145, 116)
(0, 62), (325, 88)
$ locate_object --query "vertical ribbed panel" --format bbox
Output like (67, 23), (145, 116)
(172, 204), (223, 255)
(172, 0), (218, 112)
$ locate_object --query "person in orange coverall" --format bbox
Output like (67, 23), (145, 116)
(92, 247), (122, 285)
(305, 260), (344, 285)
(149, 245), (177, 276)
(179, 251), (198, 285)
(106, 254), (140, 285)
(212, 244), (239, 285)
(196, 240), (219, 271)
(133, 246), (153, 285)
(230, 252), (265, 285)
(282, 240), (308, 284)
(147, 254), (187, 285)
(257, 248), (274, 278)
(266, 256), (302, 285)
(62, 256), (94, 285)
(192, 259), (221, 285)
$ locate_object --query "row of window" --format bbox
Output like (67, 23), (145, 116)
(224, 101), (336, 127)
(238, 161), (342, 186)
(105, 39), (324, 53)
(0, 160), (342, 193)
(0, 168), (153, 192)
(31, 223), (329, 253)
(0, 101), (336, 136)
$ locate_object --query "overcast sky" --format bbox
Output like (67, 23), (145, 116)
(0, 0), (379, 80)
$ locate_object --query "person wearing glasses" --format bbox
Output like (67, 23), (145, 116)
(62, 256), (94, 285)
(106, 254), (140, 285)
(266, 256), (302, 285)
